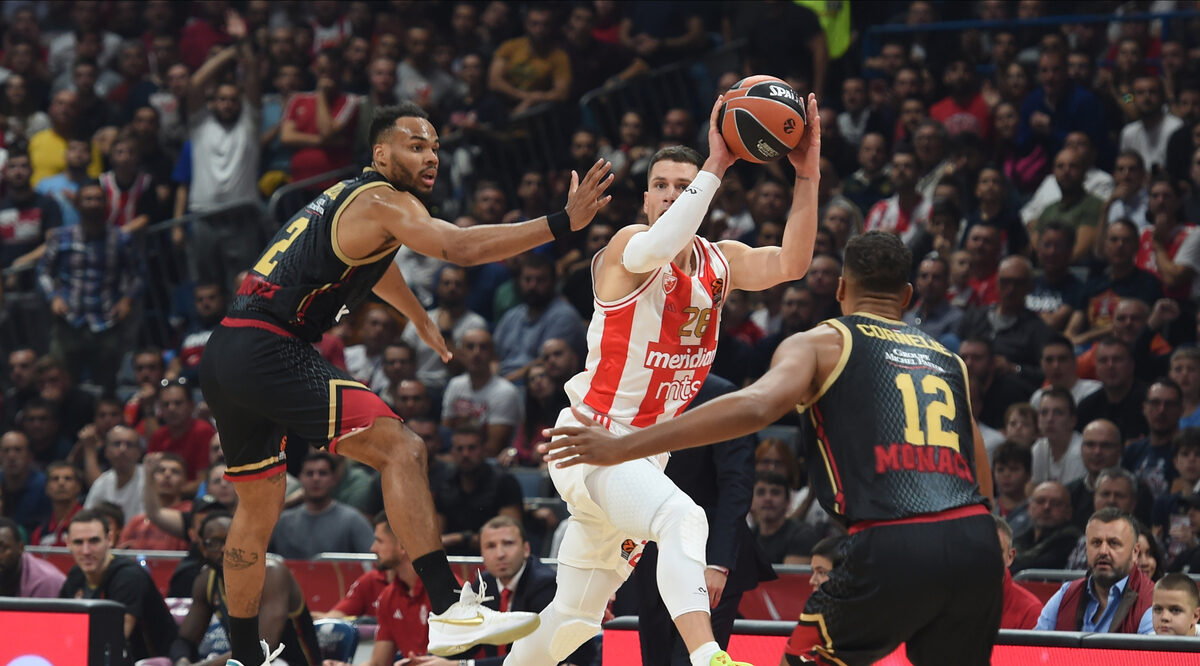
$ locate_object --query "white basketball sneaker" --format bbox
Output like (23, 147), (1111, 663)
(226, 640), (284, 665)
(427, 575), (541, 656)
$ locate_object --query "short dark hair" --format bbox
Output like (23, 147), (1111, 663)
(69, 508), (110, 534)
(46, 461), (80, 484)
(992, 440), (1032, 473)
(755, 471), (790, 490)
(1041, 334), (1074, 357)
(1094, 336), (1133, 358)
(1039, 386), (1076, 415)
(1087, 506), (1136, 533)
(199, 511), (233, 538)
(369, 102), (430, 145)
(373, 511), (390, 528)
(648, 145), (703, 175)
(520, 252), (556, 279)
(1156, 572), (1200, 605)
(0, 516), (19, 540)
(1149, 376), (1184, 403)
(1040, 220), (1076, 246)
(811, 535), (845, 566)
(77, 179), (103, 195)
(843, 231), (912, 294)
(302, 450), (336, 471)
(482, 514), (527, 542)
(158, 451), (187, 471)
(451, 425), (485, 443)
(960, 336), (994, 356)
(94, 501), (125, 531)
(1174, 428), (1200, 456)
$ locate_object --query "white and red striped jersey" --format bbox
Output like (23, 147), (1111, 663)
(565, 236), (730, 428)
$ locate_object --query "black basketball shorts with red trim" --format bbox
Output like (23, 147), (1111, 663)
(199, 317), (397, 482)
(784, 512), (1003, 666)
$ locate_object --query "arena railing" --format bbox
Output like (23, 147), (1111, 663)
(0, 199), (268, 357)
(1012, 568), (1087, 582)
(861, 9), (1200, 66)
(265, 164), (360, 228)
(578, 39), (746, 153)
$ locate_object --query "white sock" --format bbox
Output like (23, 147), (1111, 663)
(689, 641), (721, 666)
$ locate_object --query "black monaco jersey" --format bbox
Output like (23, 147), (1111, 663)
(800, 313), (987, 525)
(230, 168), (399, 341)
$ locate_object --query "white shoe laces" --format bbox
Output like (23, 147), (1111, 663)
(458, 571), (495, 606)
(259, 640), (285, 665)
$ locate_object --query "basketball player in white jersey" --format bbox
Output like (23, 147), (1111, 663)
(506, 94), (822, 666)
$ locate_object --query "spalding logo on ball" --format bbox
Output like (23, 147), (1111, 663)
(717, 75), (807, 164)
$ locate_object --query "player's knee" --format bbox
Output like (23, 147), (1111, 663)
(342, 417), (425, 471)
(652, 492), (708, 549)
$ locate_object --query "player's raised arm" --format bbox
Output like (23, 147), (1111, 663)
(720, 93), (822, 293)
(371, 159), (614, 266)
(542, 329), (823, 466)
(618, 95), (738, 274)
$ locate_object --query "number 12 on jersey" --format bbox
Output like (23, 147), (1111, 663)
(894, 373), (960, 452)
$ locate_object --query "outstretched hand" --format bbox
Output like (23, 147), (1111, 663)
(787, 93), (821, 182)
(539, 406), (633, 467)
(565, 159), (614, 231)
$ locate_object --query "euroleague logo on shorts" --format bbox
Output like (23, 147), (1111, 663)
(619, 538), (647, 568)
(710, 278), (725, 306)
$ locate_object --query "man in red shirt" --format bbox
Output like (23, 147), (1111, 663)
(119, 452), (191, 551)
(281, 48), (360, 183)
(996, 515), (1041, 629)
(930, 58), (992, 141)
(324, 512), (431, 664)
(30, 461), (83, 546)
(147, 379), (215, 493)
(964, 223), (1003, 307)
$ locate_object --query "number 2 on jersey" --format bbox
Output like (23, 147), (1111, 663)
(894, 373), (960, 451)
(254, 216), (310, 276)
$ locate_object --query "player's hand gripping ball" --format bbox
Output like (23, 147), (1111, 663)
(717, 75), (807, 164)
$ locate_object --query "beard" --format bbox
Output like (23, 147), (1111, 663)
(523, 290), (554, 310)
(1091, 559), (1131, 588)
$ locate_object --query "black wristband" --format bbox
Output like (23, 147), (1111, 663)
(547, 209), (571, 242)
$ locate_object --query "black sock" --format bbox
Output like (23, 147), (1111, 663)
(228, 614), (261, 665)
(412, 550), (460, 613)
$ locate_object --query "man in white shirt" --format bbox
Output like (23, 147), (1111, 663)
(402, 265), (487, 392)
(1120, 76), (1184, 174)
(83, 425), (145, 522)
(1021, 132), (1114, 226)
(183, 18), (262, 291)
(442, 329), (523, 455)
(1031, 336), (1102, 408)
(1031, 388), (1086, 486)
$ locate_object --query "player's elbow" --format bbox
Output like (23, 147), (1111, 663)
(622, 238), (673, 274)
(781, 251), (813, 282)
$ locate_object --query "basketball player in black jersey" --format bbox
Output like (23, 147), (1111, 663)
(199, 101), (614, 665)
(542, 232), (1002, 666)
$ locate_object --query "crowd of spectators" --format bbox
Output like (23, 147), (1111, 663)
(6, 0), (1200, 661)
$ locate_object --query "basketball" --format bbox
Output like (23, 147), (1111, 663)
(717, 75), (807, 164)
